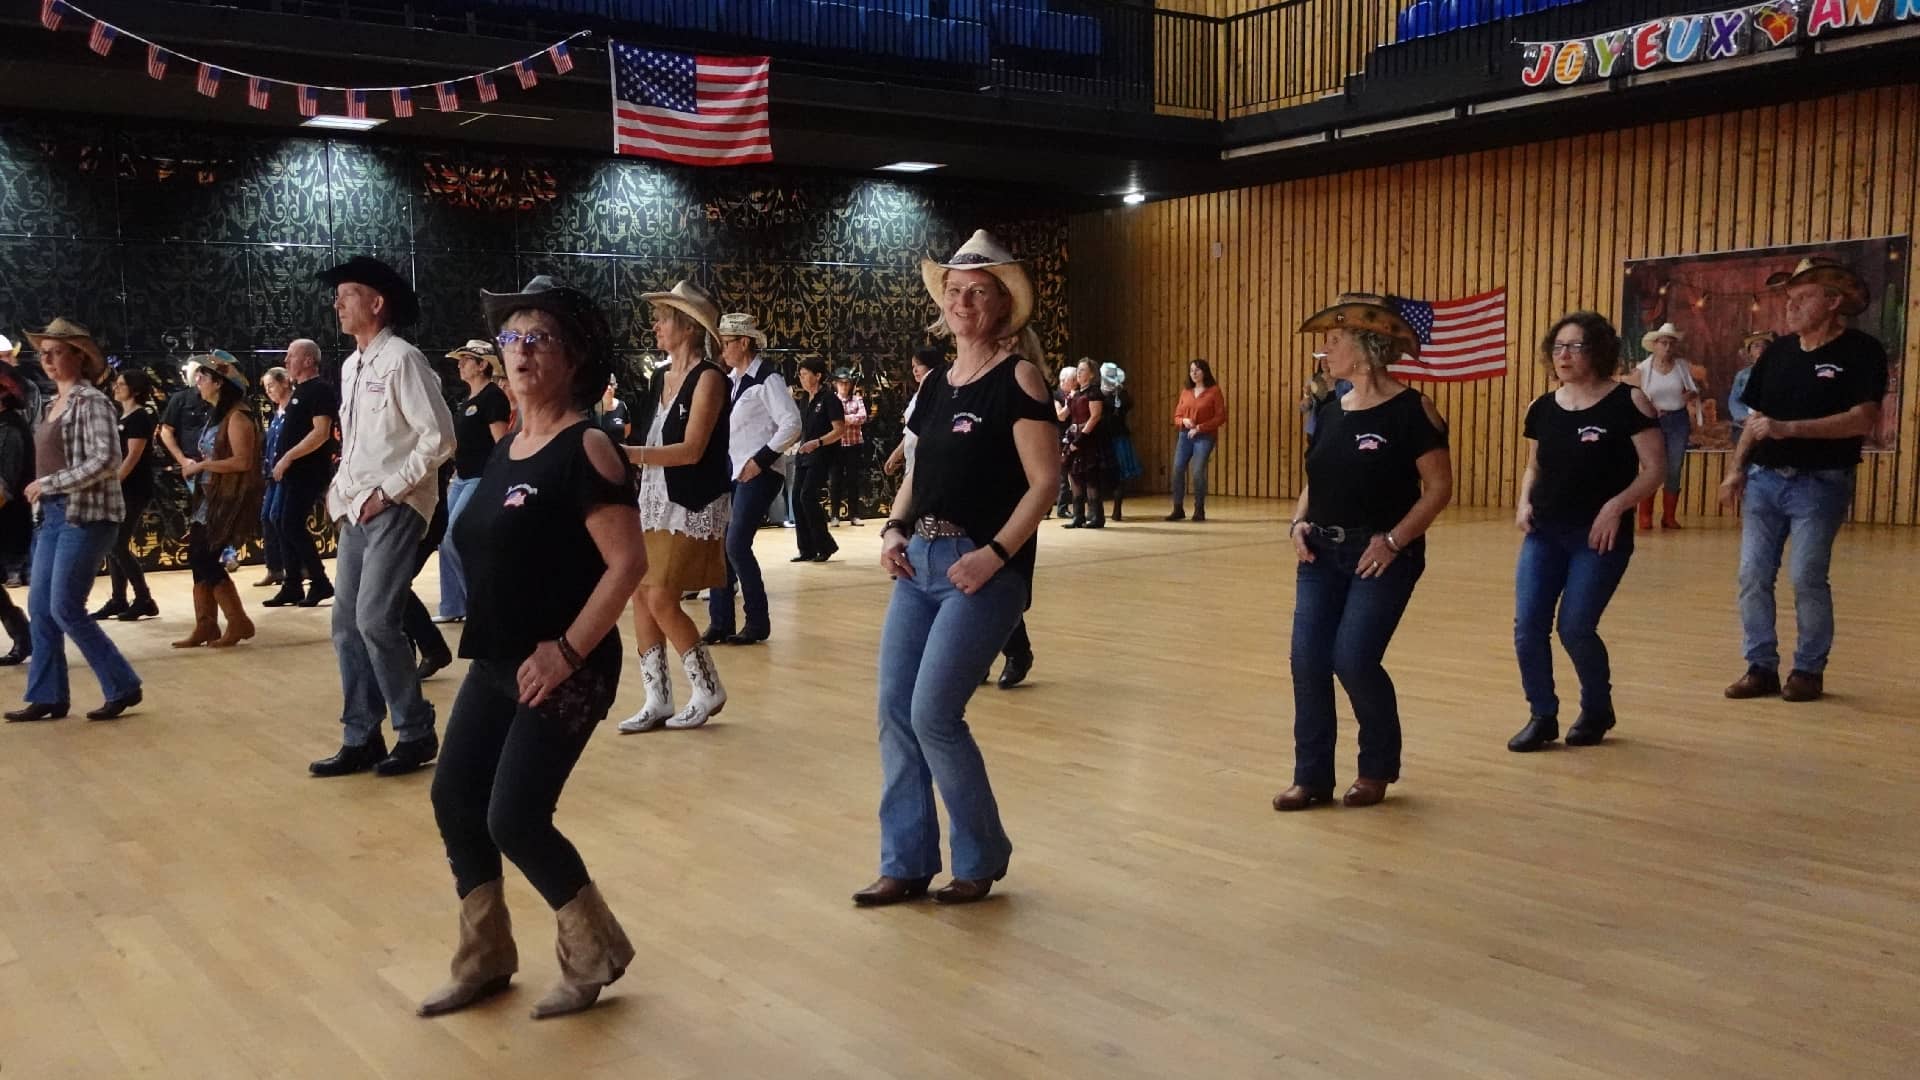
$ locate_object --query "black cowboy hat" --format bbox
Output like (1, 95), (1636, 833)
(317, 255), (421, 327)
(480, 275), (615, 409)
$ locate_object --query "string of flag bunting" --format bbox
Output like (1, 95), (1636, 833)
(38, 0), (585, 118)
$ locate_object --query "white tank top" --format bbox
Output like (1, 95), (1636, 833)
(1638, 358), (1697, 414)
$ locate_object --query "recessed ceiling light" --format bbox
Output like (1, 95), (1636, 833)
(876, 161), (944, 173)
(1122, 191), (1146, 205)
(301, 115), (386, 132)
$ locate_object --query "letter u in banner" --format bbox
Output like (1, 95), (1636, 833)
(1664, 15), (1705, 63)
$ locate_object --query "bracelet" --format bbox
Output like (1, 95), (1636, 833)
(554, 637), (584, 670)
(986, 539), (1011, 563)
(882, 518), (908, 538)
(1385, 532), (1402, 553)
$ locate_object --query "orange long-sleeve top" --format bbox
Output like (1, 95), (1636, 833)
(1173, 385), (1227, 436)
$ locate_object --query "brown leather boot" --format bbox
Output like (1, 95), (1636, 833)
(418, 879), (518, 1018)
(851, 876), (933, 906)
(171, 584), (219, 648)
(1272, 784), (1334, 811)
(530, 882), (634, 1020)
(1724, 666), (1781, 699)
(208, 580), (255, 648)
(1660, 490), (1682, 529)
(1781, 670), (1824, 702)
(1636, 497), (1654, 530)
(1342, 778), (1391, 808)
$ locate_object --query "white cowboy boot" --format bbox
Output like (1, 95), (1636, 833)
(665, 643), (727, 729)
(617, 644), (674, 733)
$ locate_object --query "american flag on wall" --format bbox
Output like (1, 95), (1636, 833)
(609, 43), (772, 166)
(1387, 288), (1509, 382)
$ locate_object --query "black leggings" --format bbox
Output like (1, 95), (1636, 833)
(431, 654), (619, 907)
(186, 523), (229, 586)
(829, 443), (865, 520)
(108, 487), (153, 603)
(1003, 618), (1031, 662)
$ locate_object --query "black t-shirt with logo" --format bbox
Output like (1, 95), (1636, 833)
(1305, 388), (1448, 532)
(1524, 383), (1656, 526)
(800, 386), (844, 443)
(452, 382), (512, 480)
(276, 378), (340, 485)
(117, 407), (157, 499)
(1739, 328), (1887, 470)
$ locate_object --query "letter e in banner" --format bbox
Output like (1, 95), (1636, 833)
(1631, 20), (1666, 70)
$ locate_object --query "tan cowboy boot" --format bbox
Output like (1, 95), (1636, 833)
(171, 584), (219, 648)
(208, 580), (255, 647)
(530, 882), (634, 1020)
(418, 879), (519, 1017)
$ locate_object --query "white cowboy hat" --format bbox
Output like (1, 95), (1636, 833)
(447, 339), (503, 379)
(1640, 322), (1684, 351)
(0, 334), (15, 355)
(717, 312), (768, 349)
(920, 229), (1034, 338)
(640, 279), (721, 343)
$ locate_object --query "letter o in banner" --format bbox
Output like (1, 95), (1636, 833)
(1554, 42), (1588, 84)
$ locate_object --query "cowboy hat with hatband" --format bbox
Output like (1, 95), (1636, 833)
(920, 229), (1034, 338)
(197, 353), (250, 392)
(1296, 293), (1420, 359)
(317, 255), (421, 328)
(481, 276), (615, 409)
(640, 280), (721, 344)
(1765, 257), (1869, 317)
(24, 318), (109, 382)
(1640, 322), (1685, 352)
(716, 312), (768, 350)
(447, 338), (504, 380)
(1741, 330), (1778, 350)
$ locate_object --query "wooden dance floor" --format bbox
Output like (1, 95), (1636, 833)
(1, 500), (1915, 1078)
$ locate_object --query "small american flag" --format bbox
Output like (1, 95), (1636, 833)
(87, 21), (115, 56)
(40, 0), (63, 31)
(513, 60), (538, 90)
(610, 43), (772, 166)
(548, 42), (575, 74)
(435, 82), (459, 111)
(345, 90), (367, 119)
(247, 77), (270, 110)
(297, 85), (319, 117)
(146, 44), (169, 80)
(475, 73), (498, 103)
(391, 87), (414, 118)
(196, 63), (221, 98)
(1388, 287), (1509, 382)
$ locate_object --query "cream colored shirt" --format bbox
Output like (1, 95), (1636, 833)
(326, 327), (455, 526)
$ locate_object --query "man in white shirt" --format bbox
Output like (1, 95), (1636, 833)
(307, 256), (456, 779)
(704, 312), (801, 645)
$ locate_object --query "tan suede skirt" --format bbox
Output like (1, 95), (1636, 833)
(641, 529), (727, 591)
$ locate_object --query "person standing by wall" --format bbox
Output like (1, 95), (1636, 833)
(262, 339), (338, 609)
(1168, 359), (1226, 522)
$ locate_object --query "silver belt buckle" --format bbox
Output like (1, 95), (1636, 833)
(1317, 525), (1347, 543)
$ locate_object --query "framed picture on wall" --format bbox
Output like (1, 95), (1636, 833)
(1621, 236), (1908, 453)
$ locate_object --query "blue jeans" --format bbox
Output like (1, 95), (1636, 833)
(26, 497), (141, 705)
(1739, 465), (1853, 674)
(332, 505), (434, 746)
(708, 468), (783, 635)
(1514, 520), (1633, 719)
(875, 535), (1022, 880)
(1657, 411), (1690, 492)
(1170, 431), (1216, 512)
(438, 475), (481, 619)
(1290, 531), (1424, 789)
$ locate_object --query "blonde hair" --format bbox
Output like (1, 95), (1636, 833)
(926, 269), (1043, 362)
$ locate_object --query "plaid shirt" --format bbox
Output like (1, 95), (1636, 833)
(837, 390), (867, 447)
(36, 383), (126, 525)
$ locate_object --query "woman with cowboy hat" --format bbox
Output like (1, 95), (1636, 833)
(854, 229), (1058, 907)
(1098, 361), (1140, 522)
(1726, 330), (1775, 446)
(436, 339), (512, 626)
(171, 354), (265, 650)
(829, 366), (870, 526)
(1625, 322), (1700, 529)
(1275, 294), (1452, 811)
(615, 280), (734, 734)
(418, 275), (646, 1021)
(5, 319), (143, 722)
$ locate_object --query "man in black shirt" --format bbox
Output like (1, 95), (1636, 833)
(264, 339), (338, 608)
(158, 358), (213, 467)
(1720, 258), (1887, 703)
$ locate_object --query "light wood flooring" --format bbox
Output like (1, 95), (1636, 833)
(0, 500), (1915, 1078)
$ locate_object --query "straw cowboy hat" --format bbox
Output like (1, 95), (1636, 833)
(1640, 322), (1685, 351)
(920, 229), (1034, 338)
(1297, 293), (1420, 358)
(640, 280), (721, 343)
(193, 350), (249, 391)
(716, 312), (768, 349)
(317, 255), (420, 327)
(1741, 330), (1778, 350)
(1765, 256), (1869, 316)
(446, 339), (503, 379)
(24, 317), (109, 382)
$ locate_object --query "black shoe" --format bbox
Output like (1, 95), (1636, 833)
(1507, 715), (1559, 752)
(309, 735), (388, 777)
(0, 643), (27, 666)
(1193, 509), (1207, 523)
(262, 582), (306, 608)
(1061, 519), (1084, 529)
(1086, 519), (1105, 529)
(1111, 511), (1124, 522)
(299, 580), (335, 607)
(416, 643), (454, 682)
(5, 702), (68, 722)
(375, 733), (439, 777)
(90, 599), (129, 621)
(725, 626), (769, 646)
(998, 652), (1033, 690)
(791, 554), (813, 563)
(86, 688), (142, 721)
(118, 598), (160, 621)
(700, 624), (731, 646)
(1565, 711), (1616, 746)
(1164, 509), (1186, 522)
(813, 552), (834, 562)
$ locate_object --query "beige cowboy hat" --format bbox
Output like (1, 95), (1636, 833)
(193, 350), (249, 392)
(1640, 322), (1684, 351)
(1741, 329), (1778, 349)
(24, 318), (108, 382)
(447, 338), (503, 379)
(920, 229), (1034, 337)
(717, 312), (768, 349)
(1297, 292), (1420, 359)
(640, 279), (721, 343)
(1765, 257), (1869, 316)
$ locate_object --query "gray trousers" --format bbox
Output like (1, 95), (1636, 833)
(332, 505), (434, 747)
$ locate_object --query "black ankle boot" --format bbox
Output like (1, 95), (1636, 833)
(90, 598), (129, 621)
(0, 608), (29, 666)
(1507, 715), (1559, 752)
(1565, 711), (1616, 746)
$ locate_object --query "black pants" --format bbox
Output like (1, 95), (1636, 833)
(829, 443), (865, 520)
(108, 487), (153, 604)
(402, 496), (449, 660)
(1003, 617), (1031, 662)
(792, 453), (835, 559)
(431, 654), (619, 907)
(273, 472), (330, 587)
(186, 523), (229, 586)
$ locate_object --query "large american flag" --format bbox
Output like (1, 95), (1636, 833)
(1388, 287), (1509, 382)
(610, 43), (771, 166)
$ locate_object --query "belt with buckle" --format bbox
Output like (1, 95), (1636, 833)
(915, 517), (970, 540)
(1310, 524), (1373, 543)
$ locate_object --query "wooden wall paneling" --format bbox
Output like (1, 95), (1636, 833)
(1887, 87), (1920, 524)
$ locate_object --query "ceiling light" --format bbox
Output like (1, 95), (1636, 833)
(877, 161), (944, 173)
(301, 115), (385, 132)
(1122, 191), (1146, 205)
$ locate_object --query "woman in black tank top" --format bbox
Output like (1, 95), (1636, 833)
(854, 230), (1059, 908)
(419, 277), (646, 1022)
(1278, 294), (1453, 813)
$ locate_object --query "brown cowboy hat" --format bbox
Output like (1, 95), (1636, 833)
(1741, 330), (1778, 349)
(920, 229), (1034, 338)
(640, 279), (721, 344)
(23, 317), (108, 382)
(1765, 257), (1868, 316)
(1297, 293), (1420, 359)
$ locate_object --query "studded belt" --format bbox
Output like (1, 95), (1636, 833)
(915, 517), (971, 540)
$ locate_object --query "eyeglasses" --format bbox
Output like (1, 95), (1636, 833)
(496, 329), (561, 352)
(1550, 342), (1590, 354)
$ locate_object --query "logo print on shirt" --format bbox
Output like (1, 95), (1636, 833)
(951, 411), (981, 435)
(464, 404), (478, 416)
(1814, 363), (1843, 379)
(1353, 432), (1388, 452)
(503, 483), (537, 508)
(1578, 425), (1606, 443)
